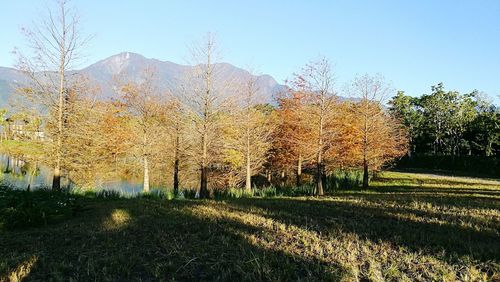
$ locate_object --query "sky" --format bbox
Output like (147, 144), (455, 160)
(1, 0), (500, 103)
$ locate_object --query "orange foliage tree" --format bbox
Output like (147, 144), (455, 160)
(272, 90), (314, 186)
(348, 74), (408, 188)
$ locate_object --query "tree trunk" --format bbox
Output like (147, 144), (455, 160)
(245, 154), (251, 191)
(143, 155), (150, 192)
(296, 154), (302, 187)
(53, 7), (66, 191)
(315, 95), (325, 196)
(486, 140), (493, 156)
(199, 127), (209, 198)
(173, 134), (180, 196)
(4, 156), (10, 173)
(200, 164), (208, 198)
(362, 108), (369, 189)
(52, 166), (61, 190)
(316, 157), (324, 195)
(27, 162), (37, 191)
(363, 158), (369, 188)
(245, 125), (251, 191)
(316, 133), (324, 195)
(407, 136), (413, 159)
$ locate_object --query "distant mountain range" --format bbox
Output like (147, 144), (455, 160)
(0, 52), (286, 107)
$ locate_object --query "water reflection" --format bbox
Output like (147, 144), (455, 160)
(0, 154), (53, 190)
(0, 154), (148, 194)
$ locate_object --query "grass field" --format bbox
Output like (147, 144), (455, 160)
(1, 171), (499, 281)
(0, 140), (44, 158)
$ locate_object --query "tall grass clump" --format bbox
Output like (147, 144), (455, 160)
(212, 184), (316, 199)
(327, 169), (363, 191)
(0, 185), (83, 229)
(253, 184), (316, 197)
(179, 188), (198, 199)
(213, 187), (254, 199)
(71, 188), (125, 199)
(141, 189), (175, 200)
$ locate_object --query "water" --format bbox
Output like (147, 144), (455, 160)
(0, 154), (147, 194)
(0, 154), (53, 189)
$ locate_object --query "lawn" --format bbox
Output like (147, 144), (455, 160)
(0, 140), (44, 158)
(1, 171), (499, 281)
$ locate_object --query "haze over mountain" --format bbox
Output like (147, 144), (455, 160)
(0, 52), (285, 107)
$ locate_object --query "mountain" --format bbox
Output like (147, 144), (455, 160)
(0, 67), (29, 105)
(0, 52), (285, 107)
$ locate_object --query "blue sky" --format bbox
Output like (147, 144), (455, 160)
(1, 0), (499, 102)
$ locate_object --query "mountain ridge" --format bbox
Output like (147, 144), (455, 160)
(0, 52), (285, 106)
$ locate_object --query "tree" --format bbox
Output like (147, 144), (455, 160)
(16, 0), (92, 190)
(182, 34), (233, 198)
(291, 57), (336, 195)
(417, 84), (477, 156)
(273, 90), (314, 187)
(118, 69), (163, 193)
(232, 75), (274, 191)
(61, 80), (111, 186)
(388, 91), (422, 157)
(160, 97), (187, 196)
(465, 95), (499, 156)
(349, 74), (408, 188)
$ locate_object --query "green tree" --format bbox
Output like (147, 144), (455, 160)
(388, 91), (422, 157)
(465, 96), (499, 156)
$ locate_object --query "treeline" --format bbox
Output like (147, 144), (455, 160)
(11, 41), (408, 196)
(7, 0), (407, 196)
(388, 84), (499, 157)
(22, 0), (500, 195)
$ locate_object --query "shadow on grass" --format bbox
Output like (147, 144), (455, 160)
(350, 185), (500, 207)
(0, 199), (345, 281)
(390, 168), (500, 180)
(361, 185), (500, 194)
(373, 176), (500, 187)
(1, 180), (499, 280)
(227, 196), (499, 263)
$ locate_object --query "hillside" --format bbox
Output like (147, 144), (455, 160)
(0, 53), (285, 106)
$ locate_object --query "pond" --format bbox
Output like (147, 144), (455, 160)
(0, 154), (148, 194)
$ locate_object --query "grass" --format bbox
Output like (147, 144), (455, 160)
(0, 140), (44, 158)
(1, 171), (499, 281)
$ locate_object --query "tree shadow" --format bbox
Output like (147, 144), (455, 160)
(226, 197), (499, 264)
(0, 199), (346, 281)
(373, 176), (500, 187)
(352, 185), (500, 200)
